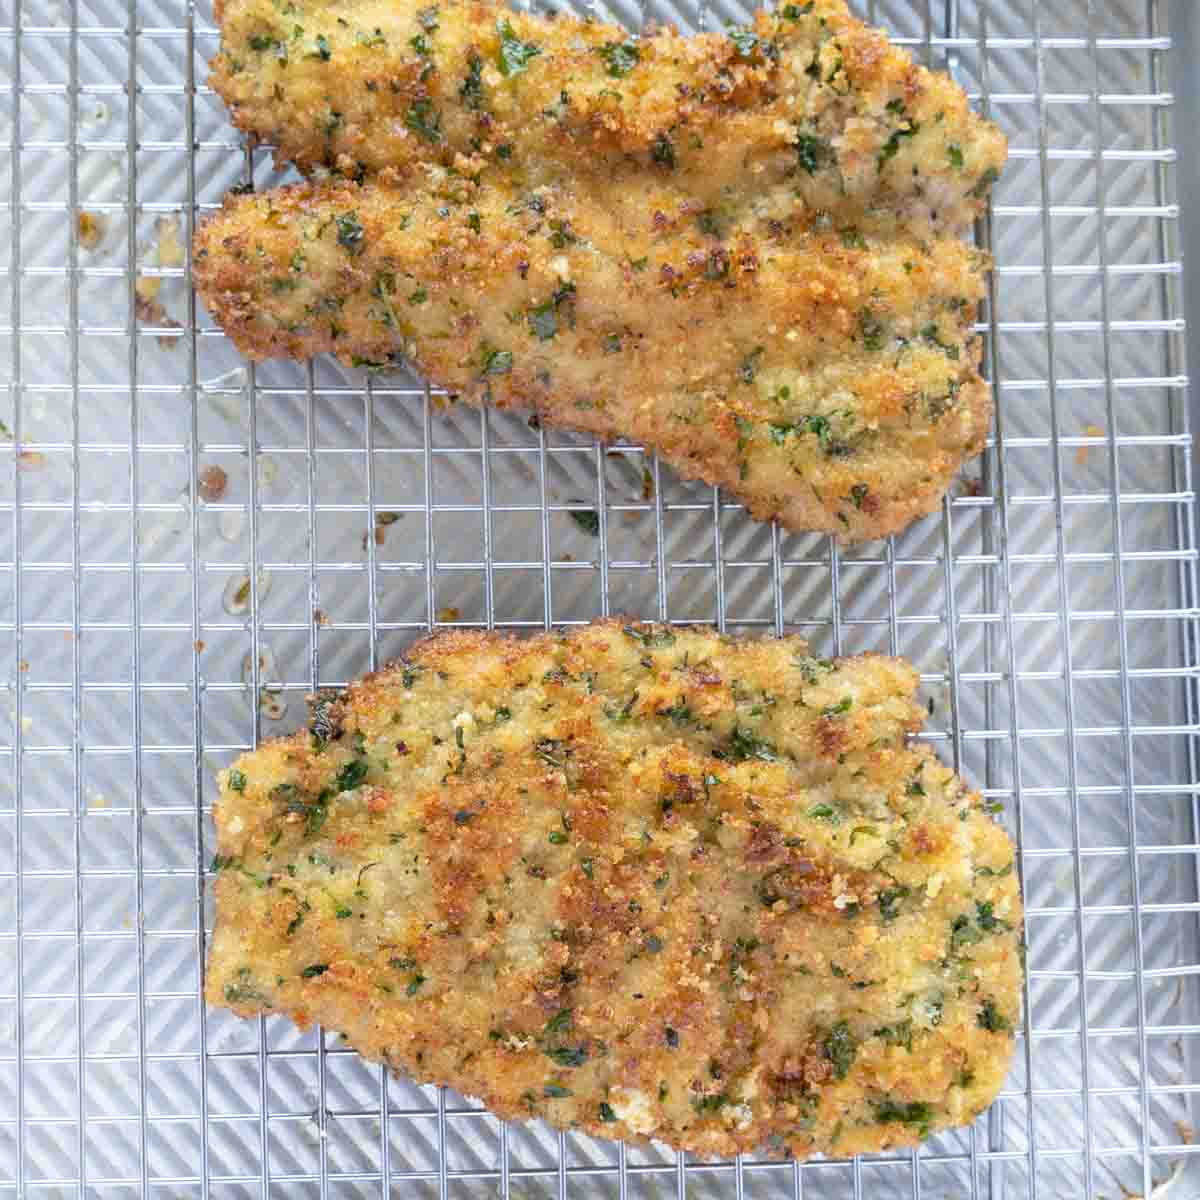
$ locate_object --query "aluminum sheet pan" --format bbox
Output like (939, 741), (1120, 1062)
(0, 0), (1196, 1196)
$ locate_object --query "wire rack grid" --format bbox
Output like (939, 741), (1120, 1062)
(0, 0), (1197, 1196)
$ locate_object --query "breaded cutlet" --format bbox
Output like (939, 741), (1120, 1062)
(206, 621), (1023, 1160)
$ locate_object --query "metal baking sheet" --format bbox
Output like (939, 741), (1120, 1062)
(0, 0), (1197, 1196)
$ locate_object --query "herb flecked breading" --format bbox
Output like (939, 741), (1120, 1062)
(193, 178), (992, 541)
(206, 621), (1023, 1160)
(199, 0), (1005, 541)
(211, 0), (1005, 238)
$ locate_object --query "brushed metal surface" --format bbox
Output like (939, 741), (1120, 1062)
(0, 1), (1196, 1197)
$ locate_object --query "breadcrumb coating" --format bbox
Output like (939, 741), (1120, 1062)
(206, 621), (1023, 1160)
(211, 0), (1005, 239)
(193, 177), (991, 541)
(200, 0), (1005, 539)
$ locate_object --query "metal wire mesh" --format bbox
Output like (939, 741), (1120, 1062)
(0, 0), (1197, 1195)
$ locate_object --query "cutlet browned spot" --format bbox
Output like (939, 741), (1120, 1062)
(211, 0), (1005, 239)
(193, 179), (991, 541)
(206, 621), (1023, 1160)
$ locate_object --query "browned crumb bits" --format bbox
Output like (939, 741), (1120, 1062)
(77, 211), (108, 251)
(199, 465), (228, 502)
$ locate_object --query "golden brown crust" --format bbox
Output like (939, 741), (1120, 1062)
(200, 0), (1005, 540)
(193, 178), (992, 541)
(206, 620), (1023, 1160)
(211, 0), (1005, 238)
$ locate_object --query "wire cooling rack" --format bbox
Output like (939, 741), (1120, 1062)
(0, 0), (1197, 1196)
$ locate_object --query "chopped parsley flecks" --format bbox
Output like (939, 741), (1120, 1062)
(335, 212), (365, 255)
(874, 1099), (933, 1128)
(224, 967), (269, 1006)
(877, 887), (909, 923)
(739, 346), (764, 383)
(569, 509), (600, 537)
(481, 347), (514, 376)
(729, 28), (762, 57)
(972, 165), (1001, 198)
(622, 624), (675, 649)
(769, 413), (840, 449)
(544, 1009), (572, 1035)
(795, 132), (831, 175)
(460, 55), (484, 108)
(651, 132), (676, 169)
(598, 40), (640, 77)
(878, 117), (921, 168)
(727, 727), (778, 763)
(950, 913), (984, 954)
(527, 286), (575, 341)
(497, 19), (541, 76)
(859, 310), (886, 351)
(336, 759), (369, 792)
(978, 999), (1010, 1033)
(405, 99), (443, 143)
(544, 1044), (588, 1067)
(821, 1021), (857, 1080)
(847, 484), (870, 510)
